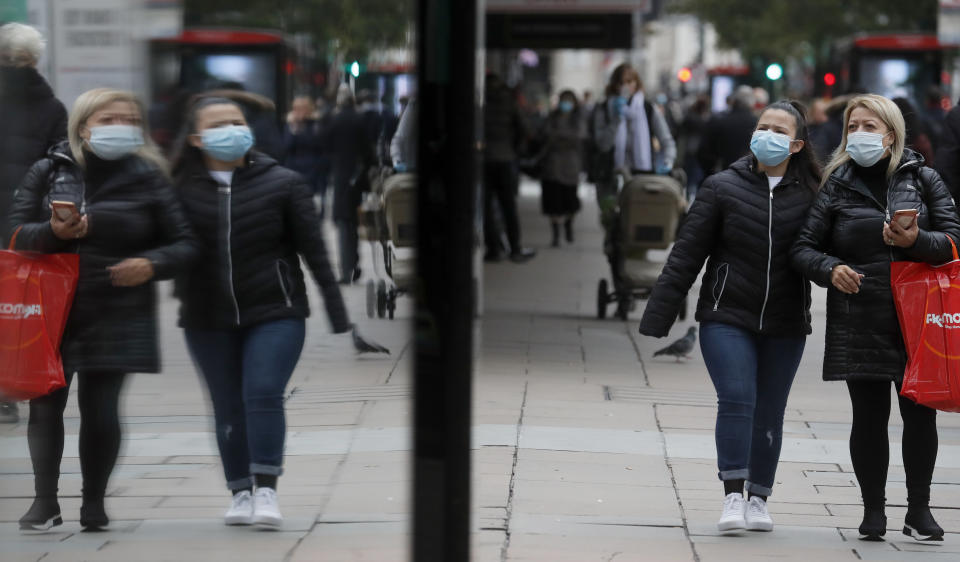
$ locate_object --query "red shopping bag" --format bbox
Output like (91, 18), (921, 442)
(891, 237), (960, 411)
(0, 228), (79, 400)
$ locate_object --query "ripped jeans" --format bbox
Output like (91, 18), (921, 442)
(185, 318), (306, 490)
(699, 322), (805, 497)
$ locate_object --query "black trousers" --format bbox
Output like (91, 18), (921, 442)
(483, 160), (521, 255)
(28, 370), (126, 501)
(846, 380), (938, 508)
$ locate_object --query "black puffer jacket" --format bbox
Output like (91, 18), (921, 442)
(639, 156), (815, 338)
(174, 151), (350, 333)
(790, 150), (960, 383)
(0, 66), (67, 242)
(8, 142), (200, 374)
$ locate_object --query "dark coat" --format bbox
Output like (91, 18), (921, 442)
(934, 104), (960, 200)
(697, 106), (757, 175)
(327, 106), (372, 222)
(0, 66), (67, 243)
(639, 156), (816, 338)
(484, 84), (525, 163)
(790, 150), (960, 383)
(541, 110), (585, 186)
(8, 143), (200, 374)
(283, 119), (325, 180)
(174, 150), (350, 333)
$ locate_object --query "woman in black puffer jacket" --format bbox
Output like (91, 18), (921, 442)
(8, 88), (199, 532)
(791, 94), (960, 542)
(171, 96), (385, 530)
(639, 101), (819, 534)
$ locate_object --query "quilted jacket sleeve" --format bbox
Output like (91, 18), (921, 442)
(789, 185), (843, 288)
(903, 167), (960, 264)
(6, 159), (71, 253)
(137, 174), (201, 280)
(285, 177), (351, 333)
(638, 175), (722, 337)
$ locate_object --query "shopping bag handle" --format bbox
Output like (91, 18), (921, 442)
(8, 226), (22, 251)
(949, 234), (959, 262)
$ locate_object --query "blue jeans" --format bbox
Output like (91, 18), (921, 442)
(185, 318), (306, 490)
(699, 322), (805, 496)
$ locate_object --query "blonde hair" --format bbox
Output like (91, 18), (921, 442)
(68, 88), (169, 175)
(820, 94), (907, 186)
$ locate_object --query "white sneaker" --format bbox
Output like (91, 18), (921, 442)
(717, 492), (747, 531)
(745, 496), (774, 532)
(252, 487), (282, 528)
(224, 490), (253, 525)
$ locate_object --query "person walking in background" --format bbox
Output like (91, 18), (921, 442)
(283, 95), (325, 201)
(679, 94), (710, 200)
(483, 73), (536, 263)
(791, 94), (960, 542)
(540, 90), (585, 246)
(328, 84), (373, 283)
(170, 96), (386, 529)
(934, 97), (960, 199)
(697, 86), (757, 176)
(640, 100), (820, 534)
(390, 95), (417, 172)
(0, 22), (68, 424)
(892, 97), (935, 165)
(8, 88), (199, 531)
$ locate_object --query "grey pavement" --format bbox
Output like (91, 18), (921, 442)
(3, 180), (960, 561)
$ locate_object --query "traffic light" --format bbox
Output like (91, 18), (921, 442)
(349, 61), (360, 78)
(765, 63), (783, 81)
(823, 72), (836, 87)
(677, 67), (692, 83)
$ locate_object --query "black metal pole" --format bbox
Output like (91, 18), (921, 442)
(413, 0), (477, 561)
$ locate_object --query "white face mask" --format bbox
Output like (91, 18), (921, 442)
(86, 125), (144, 160)
(846, 131), (889, 167)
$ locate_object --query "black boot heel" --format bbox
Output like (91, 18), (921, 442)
(19, 497), (62, 531)
(80, 499), (109, 532)
(904, 506), (944, 542)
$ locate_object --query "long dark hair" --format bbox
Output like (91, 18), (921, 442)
(169, 96), (245, 178)
(760, 99), (821, 192)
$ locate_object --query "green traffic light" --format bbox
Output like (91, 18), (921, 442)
(350, 61), (360, 78)
(765, 63), (783, 81)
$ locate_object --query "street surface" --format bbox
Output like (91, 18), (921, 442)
(2, 180), (960, 561)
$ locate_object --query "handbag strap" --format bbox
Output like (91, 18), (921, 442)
(949, 234), (959, 262)
(8, 226), (22, 251)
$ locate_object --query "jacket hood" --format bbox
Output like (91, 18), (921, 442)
(0, 66), (56, 101)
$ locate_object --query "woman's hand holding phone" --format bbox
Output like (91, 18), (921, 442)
(49, 201), (88, 241)
(883, 209), (918, 248)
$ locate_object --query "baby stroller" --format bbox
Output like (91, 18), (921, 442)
(597, 170), (688, 320)
(363, 171), (416, 319)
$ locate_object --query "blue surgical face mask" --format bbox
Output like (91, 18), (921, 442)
(559, 101), (574, 113)
(200, 125), (254, 162)
(87, 125), (144, 160)
(846, 131), (889, 167)
(750, 130), (794, 166)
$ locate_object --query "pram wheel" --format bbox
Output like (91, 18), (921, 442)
(377, 280), (387, 318)
(366, 280), (376, 318)
(597, 279), (609, 319)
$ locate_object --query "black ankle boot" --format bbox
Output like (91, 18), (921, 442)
(904, 505), (944, 541)
(564, 219), (573, 243)
(858, 506), (887, 541)
(80, 498), (109, 532)
(19, 497), (62, 531)
(551, 223), (560, 247)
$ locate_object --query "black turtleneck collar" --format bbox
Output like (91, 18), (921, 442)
(0, 65), (54, 100)
(83, 151), (125, 197)
(854, 155), (891, 203)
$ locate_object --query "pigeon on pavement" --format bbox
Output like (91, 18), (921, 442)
(653, 326), (697, 361)
(353, 326), (390, 354)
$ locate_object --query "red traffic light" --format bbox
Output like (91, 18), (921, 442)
(823, 72), (836, 87)
(677, 67), (692, 83)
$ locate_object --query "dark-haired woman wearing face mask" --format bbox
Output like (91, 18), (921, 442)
(540, 89), (585, 246)
(8, 88), (199, 532)
(170, 97), (386, 530)
(640, 100), (820, 534)
(792, 94), (960, 542)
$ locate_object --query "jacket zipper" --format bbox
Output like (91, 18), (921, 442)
(712, 263), (729, 311)
(219, 184), (241, 325)
(759, 188), (774, 331)
(276, 261), (293, 307)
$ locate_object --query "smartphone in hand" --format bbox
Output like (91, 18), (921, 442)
(51, 200), (79, 221)
(893, 208), (919, 228)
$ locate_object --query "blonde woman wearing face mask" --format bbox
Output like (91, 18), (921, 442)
(7, 88), (199, 532)
(792, 94), (960, 542)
